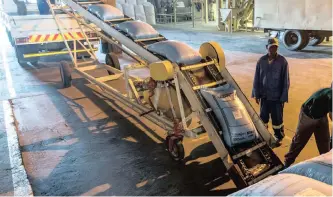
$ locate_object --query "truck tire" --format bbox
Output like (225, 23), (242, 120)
(15, 46), (40, 66)
(108, 42), (122, 54)
(308, 36), (325, 46)
(282, 30), (309, 51)
(59, 61), (72, 88)
(105, 52), (120, 70)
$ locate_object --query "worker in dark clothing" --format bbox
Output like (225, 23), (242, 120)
(284, 86), (332, 168)
(252, 38), (290, 144)
(37, 0), (55, 15)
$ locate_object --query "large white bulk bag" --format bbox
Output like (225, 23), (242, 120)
(116, 3), (123, 13)
(146, 40), (202, 65)
(115, 21), (159, 40)
(126, 0), (137, 4)
(88, 4), (124, 21)
(134, 5), (147, 22)
(279, 150), (332, 185)
(143, 2), (156, 25)
(200, 84), (259, 147)
(117, 0), (126, 4)
(137, 0), (148, 5)
(122, 4), (135, 19)
(228, 173), (332, 196)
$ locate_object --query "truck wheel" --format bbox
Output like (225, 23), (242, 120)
(108, 42), (122, 54)
(105, 52), (120, 70)
(15, 46), (40, 66)
(282, 30), (309, 51)
(166, 137), (185, 162)
(59, 61), (72, 88)
(308, 36), (325, 46)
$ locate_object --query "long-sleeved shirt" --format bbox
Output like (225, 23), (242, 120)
(251, 54), (290, 102)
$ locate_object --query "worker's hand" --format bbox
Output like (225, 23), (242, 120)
(255, 98), (260, 105)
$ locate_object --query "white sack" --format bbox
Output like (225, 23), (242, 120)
(200, 84), (258, 147)
(134, 5), (146, 22)
(136, 0), (148, 4)
(228, 173), (332, 196)
(117, 0), (126, 4)
(122, 4), (135, 19)
(126, 0), (137, 4)
(143, 2), (155, 24)
(279, 150), (332, 185)
(115, 21), (159, 40)
(147, 40), (202, 65)
(116, 3), (123, 13)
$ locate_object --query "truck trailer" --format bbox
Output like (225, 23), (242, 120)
(0, 0), (100, 65)
(254, 0), (332, 51)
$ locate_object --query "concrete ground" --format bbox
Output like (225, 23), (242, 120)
(0, 24), (332, 196)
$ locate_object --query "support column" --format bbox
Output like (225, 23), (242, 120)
(205, 0), (208, 23)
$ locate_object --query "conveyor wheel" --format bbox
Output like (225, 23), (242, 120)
(199, 42), (226, 72)
(166, 135), (185, 162)
(59, 61), (72, 88)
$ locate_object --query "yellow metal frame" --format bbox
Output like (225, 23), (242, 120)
(23, 48), (98, 58)
(180, 60), (216, 71)
(192, 80), (225, 90)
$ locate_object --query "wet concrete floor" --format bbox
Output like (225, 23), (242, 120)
(0, 25), (332, 195)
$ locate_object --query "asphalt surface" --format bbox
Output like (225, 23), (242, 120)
(0, 24), (332, 195)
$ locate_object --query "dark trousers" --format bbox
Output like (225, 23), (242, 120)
(284, 108), (330, 166)
(260, 99), (285, 139)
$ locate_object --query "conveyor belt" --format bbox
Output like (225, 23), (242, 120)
(56, 0), (284, 188)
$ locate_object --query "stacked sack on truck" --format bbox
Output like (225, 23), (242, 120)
(116, 0), (156, 25)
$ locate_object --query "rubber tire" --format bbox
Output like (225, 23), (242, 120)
(105, 52), (120, 70)
(167, 138), (185, 162)
(282, 30), (309, 51)
(59, 61), (72, 88)
(299, 31), (310, 50)
(15, 46), (40, 66)
(108, 43), (122, 54)
(308, 36), (325, 46)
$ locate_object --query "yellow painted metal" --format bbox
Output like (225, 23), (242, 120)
(180, 60), (216, 71)
(23, 48), (98, 58)
(199, 41), (226, 72)
(149, 61), (174, 81)
(192, 80), (225, 90)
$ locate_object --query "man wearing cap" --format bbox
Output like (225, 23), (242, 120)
(252, 38), (290, 144)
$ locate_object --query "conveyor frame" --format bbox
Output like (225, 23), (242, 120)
(48, 0), (284, 188)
